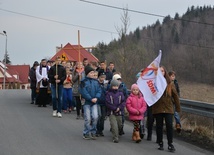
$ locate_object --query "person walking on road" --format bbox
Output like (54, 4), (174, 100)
(29, 61), (39, 104)
(106, 80), (126, 143)
(126, 84), (147, 143)
(62, 67), (73, 113)
(35, 59), (50, 107)
(169, 71), (182, 133)
(48, 57), (66, 118)
(72, 62), (85, 119)
(152, 66), (180, 152)
(79, 66), (101, 140)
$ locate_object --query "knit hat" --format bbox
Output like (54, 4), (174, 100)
(112, 74), (121, 81)
(99, 72), (106, 78)
(84, 65), (94, 76)
(110, 79), (119, 88)
(131, 84), (139, 91)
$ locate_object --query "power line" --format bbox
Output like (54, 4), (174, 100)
(0, 8), (118, 34)
(0, 7), (213, 50)
(141, 37), (214, 50)
(80, 0), (214, 26)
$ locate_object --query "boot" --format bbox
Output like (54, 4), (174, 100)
(119, 126), (125, 135)
(158, 142), (164, 150)
(132, 131), (137, 141)
(135, 131), (141, 143)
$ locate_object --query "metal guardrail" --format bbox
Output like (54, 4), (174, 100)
(127, 90), (214, 119)
(180, 98), (214, 118)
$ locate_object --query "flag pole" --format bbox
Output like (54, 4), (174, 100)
(78, 30), (82, 101)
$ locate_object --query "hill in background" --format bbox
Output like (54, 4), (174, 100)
(93, 6), (214, 103)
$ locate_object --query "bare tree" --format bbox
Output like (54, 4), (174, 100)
(114, 6), (131, 84)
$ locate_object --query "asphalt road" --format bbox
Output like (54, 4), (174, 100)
(0, 90), (212, 155)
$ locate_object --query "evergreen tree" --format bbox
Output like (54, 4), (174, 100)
(2, 52), (11, 64)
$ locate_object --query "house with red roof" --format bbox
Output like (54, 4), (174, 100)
(0, 62), (30, 89)
(50, 43), (99, 63)
(0, 43), (98, 89)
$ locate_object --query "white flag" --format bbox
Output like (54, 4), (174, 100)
(137, 50), (167, 106)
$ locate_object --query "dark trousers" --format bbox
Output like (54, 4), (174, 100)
(37, 88), (49, 106)
(97, 105), (106, 133)
(147, 106), (154, 138)
(75, 96), (82, 116)
(154, 113), (173, 145)
(31, 87), (37, 102)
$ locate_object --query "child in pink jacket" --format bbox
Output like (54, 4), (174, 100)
(126, 84), (147, 143)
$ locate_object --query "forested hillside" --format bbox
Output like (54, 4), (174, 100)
(92, 6), (214, 87)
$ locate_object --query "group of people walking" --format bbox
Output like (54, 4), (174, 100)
(29, 57), (181, 152)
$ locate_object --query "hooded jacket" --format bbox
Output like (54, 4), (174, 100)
(126, 92), (147, 121)
(105, 89), (125, 116)
(152, 83), (181, 115)
(79, 77), (101, 105)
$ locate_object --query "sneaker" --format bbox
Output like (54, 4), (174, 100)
(91, 133), (96, 140)
(76, 115), (80, 119)
(73, 107), (76, 111)
(83, 134), (91, 140)
(57, 112), (62, 118)
(53, 110), (57, 117)
(168, 144), (175, 152)
(113, 139), (119, 143)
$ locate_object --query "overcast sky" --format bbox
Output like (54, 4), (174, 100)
(0, 0), (213, 65)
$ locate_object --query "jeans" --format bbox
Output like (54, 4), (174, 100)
(97, 105), (106, 133)
(154, 113), (173, 145)
(174, 111), (181, 127)
(51, 84), (63, 113)
(63, 88), (73, 110)
(83, 104), (98, 135)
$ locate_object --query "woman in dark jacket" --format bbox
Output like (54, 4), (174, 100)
(152, 66), (180, 152)
(72, 62), (85, 119)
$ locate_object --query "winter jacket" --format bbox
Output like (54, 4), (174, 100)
(72, 69), (85, 96)
(107, 81), (129, 99)
(97, 81), (107, 106)
(152, 83), (181, 115)
(126, 93), (147, 121)
(105, 89), (125, 116)
(79, 77), (101, 106)
(29, 67), (37, 89)
(48, 64), (66, 85)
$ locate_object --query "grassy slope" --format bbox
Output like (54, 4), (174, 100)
(180, 82), (214, 103)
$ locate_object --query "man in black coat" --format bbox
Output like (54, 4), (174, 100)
(29, 61), (39, 104)
(48, 57), (66, 118)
